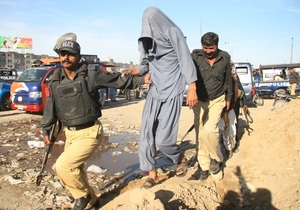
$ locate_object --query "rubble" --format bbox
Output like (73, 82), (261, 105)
(0, 118), (150, 209)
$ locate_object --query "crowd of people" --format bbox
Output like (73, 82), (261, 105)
(40, 7), (261, 210)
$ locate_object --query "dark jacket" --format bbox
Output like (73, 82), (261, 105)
(191, 49), (233, 102)
(41, 63), (144, 136)
(289, 72), (300, 84)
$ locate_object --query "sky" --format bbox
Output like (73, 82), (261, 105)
(0, 0), (299, 68)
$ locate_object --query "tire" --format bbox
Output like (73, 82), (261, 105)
(274, 88), (287, 96)
(254, 96), (264, 106)
(0, 93), (12, 111)
(274, 99), (288, 110)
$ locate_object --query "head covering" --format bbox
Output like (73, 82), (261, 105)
(139, 7), (179, 40)
(58, 40), (81, 54)
(138, 7), (183, 56)
(53, 33), (77, 54)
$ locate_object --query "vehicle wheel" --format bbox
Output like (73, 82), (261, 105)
(254, 96), (264, 106)
(0, 93), (12, 111)
(274, 89), (287, 96)
(274, 99), (288, 110)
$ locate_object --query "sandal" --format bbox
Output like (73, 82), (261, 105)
(176, 157), (188, 177)
(141, 177), (159, 189)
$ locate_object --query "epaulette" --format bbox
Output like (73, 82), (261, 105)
(192, 49), (201, 54)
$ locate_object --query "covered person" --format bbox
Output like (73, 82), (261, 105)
(123, 7), (198, 188)
(41, 34), (150, 210)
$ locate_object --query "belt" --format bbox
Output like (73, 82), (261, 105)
(67, 121), (95, 131)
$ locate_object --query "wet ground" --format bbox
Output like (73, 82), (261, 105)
(0, 117), (178, 195)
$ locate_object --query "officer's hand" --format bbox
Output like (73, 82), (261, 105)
(121, 70), (132, 77)
(186, 82), (198, 109)
(122, 69), (142, 77)
(144, 72), (152, 84)
(43, 136), (51, 148)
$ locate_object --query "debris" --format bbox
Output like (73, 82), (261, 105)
(86, 165), (107, 173)
(1, 175), (27, 185)
(27, 140), (44, 148)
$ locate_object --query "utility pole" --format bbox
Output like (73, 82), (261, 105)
(225, 42), (229, 52)
(200, 18), (202, 39)
(290, 38), (293, 64)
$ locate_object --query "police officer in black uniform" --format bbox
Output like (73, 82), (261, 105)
(41, 36), (149, 210)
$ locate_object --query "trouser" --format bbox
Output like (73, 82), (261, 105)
(139, 91), (183, 171)
(290, 83), (297, 95)
(98, 88), (106, 107)
(125, 89), (131, 101)
(109, 87), (117, 101)
(55, 120), (103, 202)
(193, 95), (225, 171)
(233, 99), (241, 147)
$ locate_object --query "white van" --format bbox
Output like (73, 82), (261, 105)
(234, 62), (255, 102)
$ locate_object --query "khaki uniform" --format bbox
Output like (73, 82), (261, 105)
(193, 95), (225, 170)
(55, 120), (103, 206)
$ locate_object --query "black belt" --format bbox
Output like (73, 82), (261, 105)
(67, 121), (95, 131)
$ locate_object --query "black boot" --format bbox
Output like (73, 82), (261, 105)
(199, 170), (209, 181)
(209, 159), (220, 174)
(73, 194), (92, 210)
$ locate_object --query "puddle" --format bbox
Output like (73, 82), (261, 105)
(21, 132), (174, 181)
(85, 134), (141, 178)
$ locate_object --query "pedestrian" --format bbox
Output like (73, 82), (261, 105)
(191, 32), (233, 181)
(123, 7), (198, 188)
(288, 67), (300, 95)
(98, 64), (110, 109)
(41, 34), (150, 210)
(280, 69), (287, 80)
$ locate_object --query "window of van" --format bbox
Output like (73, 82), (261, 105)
(236, 67), (248, 75)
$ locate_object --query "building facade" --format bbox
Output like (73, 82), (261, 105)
(0, 51), (135, 72)
(0, 51), (54, 70)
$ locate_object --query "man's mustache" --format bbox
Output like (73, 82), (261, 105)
(62, 60), (73, 64)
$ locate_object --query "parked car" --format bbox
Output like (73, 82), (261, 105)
(254, 65), (300, 97)
(0, 68), (18, 84)
(0, 82), (12, 111)
(234, 62), (255, 102)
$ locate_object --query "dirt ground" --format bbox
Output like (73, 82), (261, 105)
(0, 96), (299, 210)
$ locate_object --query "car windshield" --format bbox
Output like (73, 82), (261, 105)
(17, 68), (48, 82)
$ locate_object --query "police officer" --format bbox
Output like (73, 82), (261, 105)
(191, 32), (233, 181)
(41, 35), (149, 210)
